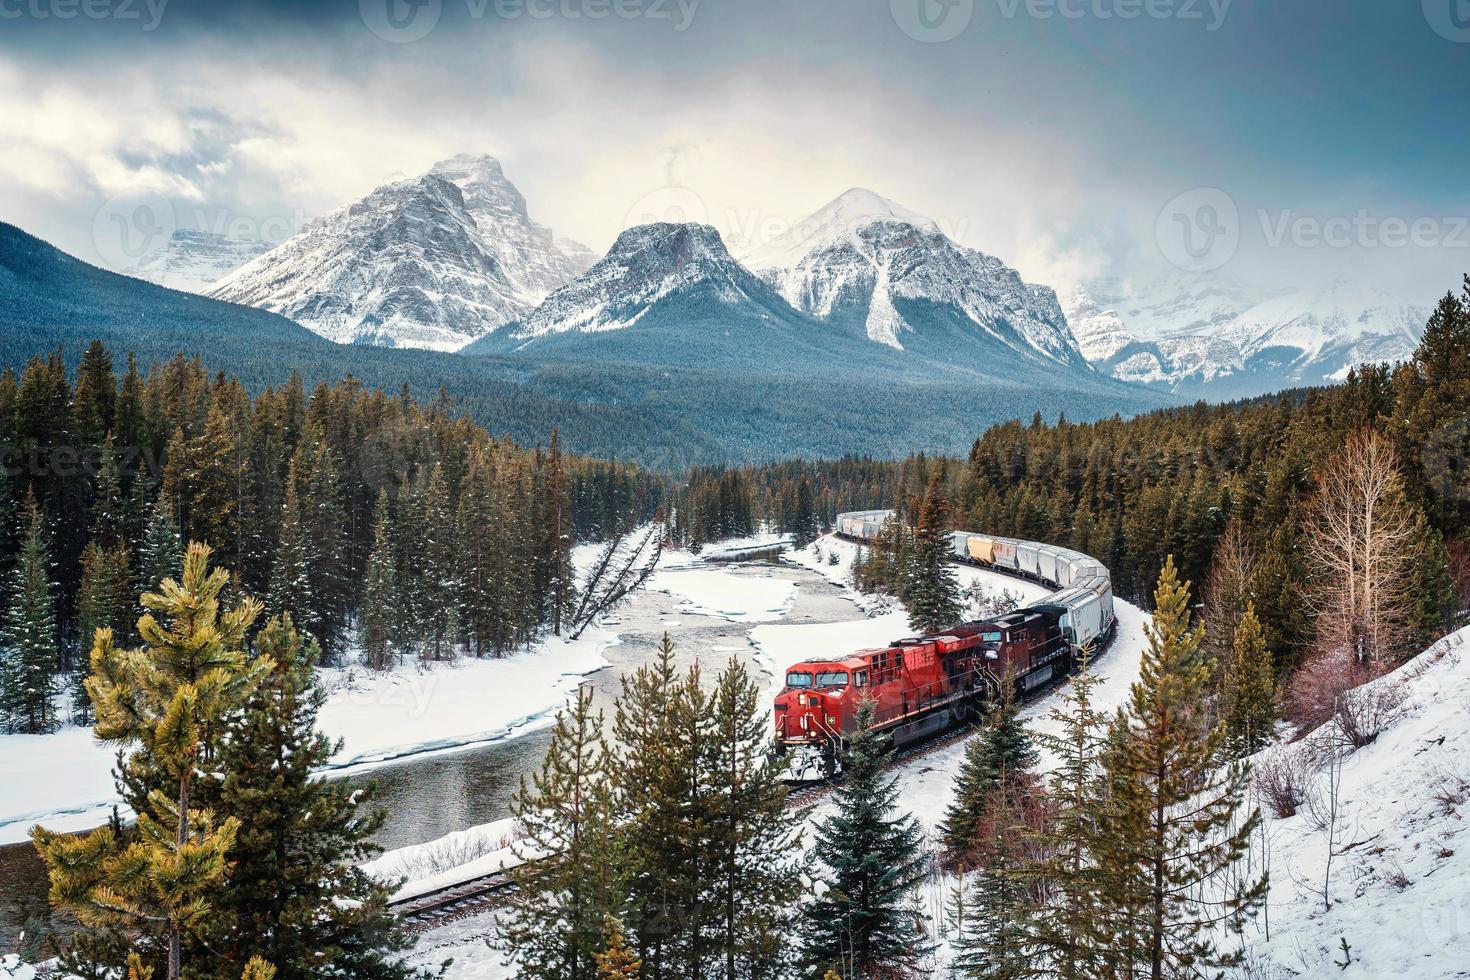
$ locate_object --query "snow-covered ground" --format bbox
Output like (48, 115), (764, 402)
(647, 568), (798, 623)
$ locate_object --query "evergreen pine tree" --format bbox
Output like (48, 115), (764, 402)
(502, 686), (624, 980)
(594, 918), (641, 980)
(707, 658), (802, 978)
(137, 491), (183, 594)
(541, 429), (577, 636)
(360, 489), (400, 670)
(939, 685), (1038, 863)
(32, 543), (272, 980)
(1096, 557), (1268, 979)
(1028, 658), (1110, 980)
(266, 462), (322, 652)
(203, 613), (426, 979)
(73, 541), (132, 722)
(904, 473), (962, 633)
(611, 634), (722, 979)
(949, 777), (1042, 980)
(800, 701), (932, 979)
(1, 493), (61, 734)
(418, 463), (462, 659)
(1219, 602), (1276, 758)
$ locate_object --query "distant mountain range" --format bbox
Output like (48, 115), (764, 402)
(1061, 273), (1427, 398)
(167, 154), (1428, 402)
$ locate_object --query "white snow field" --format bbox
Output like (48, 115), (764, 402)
(1229, 628), (1470, 978)
(647, 567), (798, 623)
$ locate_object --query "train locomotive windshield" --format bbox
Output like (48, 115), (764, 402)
(814, 671), (849, 688)
(981, 631), (1003, 644)
(785, 671), (814, 688)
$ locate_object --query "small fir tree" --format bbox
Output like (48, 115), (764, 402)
(136, 491), (182, 594)
(939, 684), (1038, 863)
(800, 701), (932, 978)
(1, 493), (61, 734)
(905, 473), (963, 633)
(1219, 602), (1276, 758)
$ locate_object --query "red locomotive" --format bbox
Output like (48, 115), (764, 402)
(774, 610), (1071, 779)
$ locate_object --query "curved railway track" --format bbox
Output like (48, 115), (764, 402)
(388, 550), (1119, 932)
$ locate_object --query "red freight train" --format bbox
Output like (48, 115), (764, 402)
(773, 610), (1071, 778)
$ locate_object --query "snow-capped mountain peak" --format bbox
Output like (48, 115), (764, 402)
(208, 154), (594, 350)
(742, 187), (939, 273)
(512, 221), (774, 339)
(743, 189), (1086, 368)
(428, 153), (530, 221)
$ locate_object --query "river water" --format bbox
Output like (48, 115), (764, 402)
(0, 557), (863, 952)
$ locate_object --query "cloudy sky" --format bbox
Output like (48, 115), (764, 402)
(2, 0), (1467, 302)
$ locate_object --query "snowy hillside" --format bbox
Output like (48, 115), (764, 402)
(1063, 274), (1428, 395)
(744, 189), (1087, 369)
(1231, 629), (1470, 978)
(126, 230), (273, 293)
(208, 155), (592, 351)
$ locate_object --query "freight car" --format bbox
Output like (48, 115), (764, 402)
(773, 510), (1116, 778)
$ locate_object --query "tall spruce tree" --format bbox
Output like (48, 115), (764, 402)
(1, 493), (61, 734)
(1028, 658), (1110, 980)
(1096, 557), (1267, 979)
(360, 489), (400, 670)
(137, 491), (183, 594)
(203, 613), (426, 979)
(800, 701), (932, 979)
(939, 685), (1038, 863)
(612, 635), (720, 979)
(904, 473), (962, 633)
(32, 543), (272, 980)
(418, 463), (462, 659)
(502, 686), (624, 980)
(266, 462), (322, 652)
(706, 658), (802, 979)
(1218, 602), (1276, 758)
(72, 541), (132, 722)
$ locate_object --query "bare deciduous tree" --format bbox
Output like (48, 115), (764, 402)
(1303, 430), (1420, 670)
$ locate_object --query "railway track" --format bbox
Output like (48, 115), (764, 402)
(388, 611), (1119, 933)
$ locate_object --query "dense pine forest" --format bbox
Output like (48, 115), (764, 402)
(0, 342), (661, 733)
